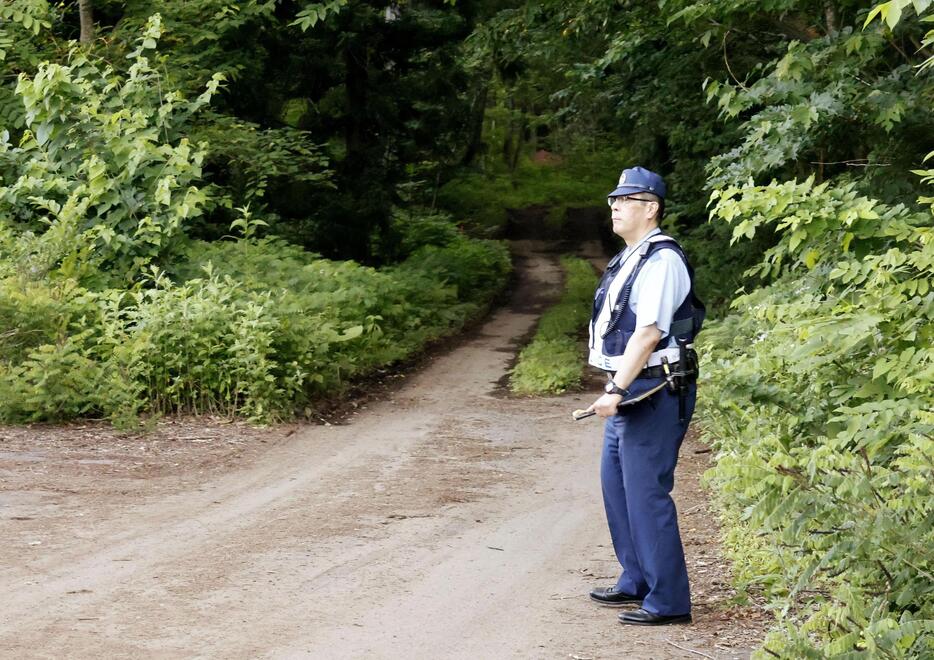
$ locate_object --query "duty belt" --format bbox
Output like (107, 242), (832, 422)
(664, 339), (699, 424)
(609, 361), (686, 380)
(606, 339), (700, 424)
(641, 362), (681, 379)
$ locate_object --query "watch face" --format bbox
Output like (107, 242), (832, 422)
(605, 382), (616, 394)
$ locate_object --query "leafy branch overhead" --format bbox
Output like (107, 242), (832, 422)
(290, 0), (348, 31)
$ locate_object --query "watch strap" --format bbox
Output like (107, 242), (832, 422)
(605, 381), (629, 397)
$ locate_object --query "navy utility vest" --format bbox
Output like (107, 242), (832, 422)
(591, 235), (705, 364)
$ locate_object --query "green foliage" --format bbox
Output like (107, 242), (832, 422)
(114, 1), (279, 93)
(0, 1), (60, 142)
(0, 218), (510, 425)
(865, 0), (933, 30)
(190, 114), (334, 238)
(510, 256), (596, 394)
(0, 276), (84, 363)
(290, 0), (348, 32)
(0, 1), (51, 61)
(0, 16), (218, 283)
(699, 176), (933, 657)
(370, 207), (463, 262)
(509, 337), (582, 395)
(472, 0), (934, 310)
(438, 147), (623, 235)
(703, 29), (931, 192)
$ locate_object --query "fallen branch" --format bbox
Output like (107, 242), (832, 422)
(666, 640), (715, 659)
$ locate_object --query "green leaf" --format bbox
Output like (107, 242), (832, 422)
(35, 122), (52, 146)
(842, 232), (855, 252)
(337, 325), (364, 341)
(887, 2), (904, 29)
(863, 5), (887, 29)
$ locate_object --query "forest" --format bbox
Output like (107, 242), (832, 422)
(0, 0), (932, 656)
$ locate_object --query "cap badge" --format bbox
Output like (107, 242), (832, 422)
(618, 172), (627, 185)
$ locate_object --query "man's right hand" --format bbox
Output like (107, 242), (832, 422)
(588, 392), (624, 418)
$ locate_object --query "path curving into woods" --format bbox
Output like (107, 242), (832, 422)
(0, 239), (768, 659)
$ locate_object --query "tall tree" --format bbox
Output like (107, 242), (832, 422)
(78, 0), (94, 43)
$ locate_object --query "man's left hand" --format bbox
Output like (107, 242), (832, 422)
(588, 393), (624, 418)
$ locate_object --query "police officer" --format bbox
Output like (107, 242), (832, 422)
(584, 166), (703, 626)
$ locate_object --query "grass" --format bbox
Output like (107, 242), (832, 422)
(510, 256), (597, 395)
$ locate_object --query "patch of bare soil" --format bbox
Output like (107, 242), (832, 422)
(0, 240), (769, 659)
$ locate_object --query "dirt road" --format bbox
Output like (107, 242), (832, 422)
(0, 241), (767, 659)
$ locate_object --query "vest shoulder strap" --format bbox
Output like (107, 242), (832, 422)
(601, 233), (707, 340)
(629, 235), (707, 339)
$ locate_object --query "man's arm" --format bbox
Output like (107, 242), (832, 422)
(588, 324), (662, 418)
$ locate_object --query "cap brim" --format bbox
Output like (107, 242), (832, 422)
(607, 185), (653, 198)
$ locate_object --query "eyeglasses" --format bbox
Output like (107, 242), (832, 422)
(607, 196), (655, 208)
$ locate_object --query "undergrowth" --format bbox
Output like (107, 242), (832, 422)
(0, 222), (511, 427)
(698, 178), (933, 658)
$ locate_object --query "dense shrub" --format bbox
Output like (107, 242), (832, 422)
(0, 16), (218, 284)
(510, 256), (596, 394)
(0, 229), (511, 425)
(699, 177), (933, 658)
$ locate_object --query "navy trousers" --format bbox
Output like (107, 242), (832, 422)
(600, 379), (695, 616)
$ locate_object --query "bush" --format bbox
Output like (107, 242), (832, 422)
(0, 229), (512, 425)
(510, 256), (597, 394)
(370, 207), (463, 262)
(0, 276), (87, 364)
(699, 177), (933, 658)
(0, 15), (217, 284)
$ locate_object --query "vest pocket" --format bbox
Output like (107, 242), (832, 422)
(602, 329), (632, 357)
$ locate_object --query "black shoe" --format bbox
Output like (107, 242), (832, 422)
(589, 586), (643, 607)
(618, 607), (692, 626)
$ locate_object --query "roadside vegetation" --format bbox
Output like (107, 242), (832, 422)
(700, 176), (932, 657)
(509, 256), (597, 394)
(0, 11), (511, 426)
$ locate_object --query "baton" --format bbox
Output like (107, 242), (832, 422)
(571, 381), (668, 421)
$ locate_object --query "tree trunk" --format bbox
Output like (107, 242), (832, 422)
(824, 3), (838, 36)
(344, 37), (368, 170)
(79, 0), (94, 44)
(461, 79), (489, 166)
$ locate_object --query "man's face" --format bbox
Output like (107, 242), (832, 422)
(608, 195), (658, 239)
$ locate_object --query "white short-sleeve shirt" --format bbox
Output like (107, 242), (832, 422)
(631, 248), (691, 345)
(588, 234), (691, 370)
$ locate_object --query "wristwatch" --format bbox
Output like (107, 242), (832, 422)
(604, 381), (629, 397)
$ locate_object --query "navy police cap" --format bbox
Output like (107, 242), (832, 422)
(607, 166), (667, 200)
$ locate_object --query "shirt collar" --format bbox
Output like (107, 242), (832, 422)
(622, 227), (662, 259)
